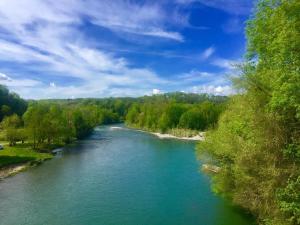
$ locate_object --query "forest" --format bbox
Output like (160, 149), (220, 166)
(0, 87), (225, 167)
(197, 0), (300, 224)
(125, 98), (226, 135)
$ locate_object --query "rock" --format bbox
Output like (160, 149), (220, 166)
(202, 164), (221, 173)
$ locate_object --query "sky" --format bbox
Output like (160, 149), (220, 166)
(0, 0), (255, 99)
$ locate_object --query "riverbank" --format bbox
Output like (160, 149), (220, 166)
(0, 143), (54, 180)
(0, 125), (204, 179)
(151, 131), (205, 141)
(0, 157), (54, 179)
(124, 125), (205, 141)
(0, 163), (28, 179)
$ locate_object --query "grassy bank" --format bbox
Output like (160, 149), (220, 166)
(0, 143), (53, 168)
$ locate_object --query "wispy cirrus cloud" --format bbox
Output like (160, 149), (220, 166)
(200, 46), (215, 60)
(211, 57), (241, 70)
(0, 72), (41, 87)
(191, 84), (234, 95)
(222, 17), (244, 34)
(0, 0), (185, 42)
(0, 0), (185, 98)
(0, 0), (246, 99)
(176, 0), (254, 15)
(82, 0), (185, 41)
(0, 73), (12, 81)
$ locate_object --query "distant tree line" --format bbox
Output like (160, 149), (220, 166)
(1, 102), (120, 150)
(125, 98), (226, 133)
(1, 90), (227, 150)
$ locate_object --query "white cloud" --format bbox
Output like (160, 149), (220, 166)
(0, 72), (41, 88)
(0, 0), (184, 42)
(0, 0), (238, 99)
(0, 72), (12, 81)
(84, 0), (185, 41)
(176, 0), (253, 15)
(200, 46), (215, 60)
(140, 30), (184, 42)
(152, 89), (161, 95)
(178, 70), (214, 82)
(49, 82), (56, 87)
(191, 85), (234, 95)
(211, 58), (239, 70)
(0, 0), (181, 98)
(222, 18), (243, 33)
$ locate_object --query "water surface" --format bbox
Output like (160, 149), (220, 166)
(0, 125), (253, 225)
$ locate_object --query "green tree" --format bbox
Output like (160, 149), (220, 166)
(197, 1), (300, 224)
(1, 114), (22, 146)
(277, 176), (300, 225)
(1, 105), (11, 117)
(179, 108), (205, 130)
(0, 85), (27, 121)
(23, 104), (48, 149)
(162, 103), (187, 129)
(72, 109), (93, 139)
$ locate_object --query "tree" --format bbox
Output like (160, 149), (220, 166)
(1, 105), (11, 117)
(1, 114), (22, 146)
(179, 108), (205, 130)
(125, 104), (140, 125)
(0, 85), (27, 121)
(23, 104), (48, 149)
(162, 103), (187, 129)
(197, 1), (300, 224)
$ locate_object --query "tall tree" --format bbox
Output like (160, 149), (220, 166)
(198, 1), (300, 224)
(0, 85), (27, 121)
(1, 114), (22, 146)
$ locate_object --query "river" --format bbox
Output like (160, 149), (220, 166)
(0, 125), (253, 225)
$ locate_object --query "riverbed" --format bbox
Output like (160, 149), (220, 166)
(0, 125), (253, 225)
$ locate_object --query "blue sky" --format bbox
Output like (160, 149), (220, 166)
(0, 0), (255, 99)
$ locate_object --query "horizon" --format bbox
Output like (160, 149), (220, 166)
(27, 91), (228, 101)
(0, 0), (254, 99)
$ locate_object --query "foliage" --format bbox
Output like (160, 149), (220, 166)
(0, 143), (52, 168)
(197, 0), (300, 224)
(1, 114), (22, 146)
(125, 96), (226, 134)
(22, 103), (101, 149)
(277, 176), (300, 224)
(1, 89), (227, 152)
(0, 85), (27, 121)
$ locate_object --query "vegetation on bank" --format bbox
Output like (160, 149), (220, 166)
(125, 97), (226, 136)
(0, 143), (52, 168)
(0, 87), (226, 168)
(0, 86), (123, 168)
(197, 1), (300, 224)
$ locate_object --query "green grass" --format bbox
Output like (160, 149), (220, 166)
(0, 143), (53, 168)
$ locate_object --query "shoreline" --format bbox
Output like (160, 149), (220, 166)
(0, 125), (204, 180)
(0, 138), (81, 180)
(151, 132), (205, 141)
(0, 158), (51, 180)
(0, 163), (29, 179)
(125, 125), (205, 141)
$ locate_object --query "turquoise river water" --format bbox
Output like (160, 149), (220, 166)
(0, 125), (254, 225)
